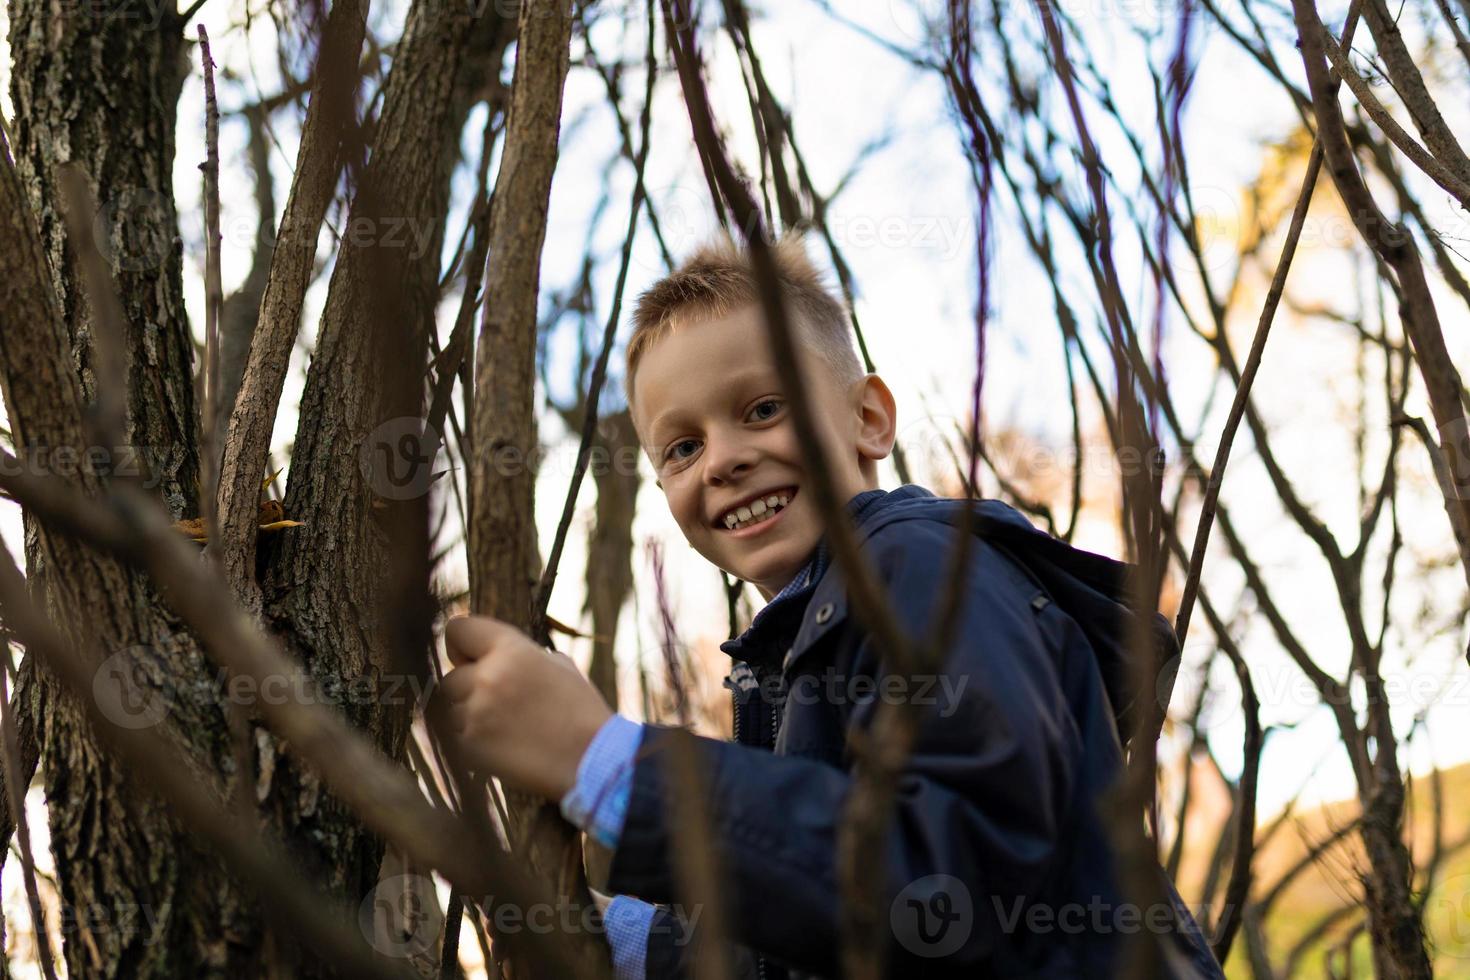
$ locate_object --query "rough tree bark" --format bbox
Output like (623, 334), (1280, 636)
(4, 3), (257, 975)
(1, 0), (517, 975)
(8, 0), (201, 517)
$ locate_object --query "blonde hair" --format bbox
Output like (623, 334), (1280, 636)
(624, 234), (864, 405)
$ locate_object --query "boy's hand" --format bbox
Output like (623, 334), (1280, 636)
(430, 615), (613, 801)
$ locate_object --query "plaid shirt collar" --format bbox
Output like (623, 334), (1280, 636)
(765, 486), (889, 606)
(719, 486), (901, 665)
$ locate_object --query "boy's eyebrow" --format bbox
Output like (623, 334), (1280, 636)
(645, 367), (779, 439)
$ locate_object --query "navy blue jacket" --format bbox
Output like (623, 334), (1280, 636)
(606, 485), (1224, 978)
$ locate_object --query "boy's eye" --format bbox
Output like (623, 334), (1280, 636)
(750, 399), (782, 421)
(665, 439), (700, 463)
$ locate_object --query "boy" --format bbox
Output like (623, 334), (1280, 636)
(435, 237), (1224, 978)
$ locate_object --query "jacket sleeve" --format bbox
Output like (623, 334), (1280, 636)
(606, 524), (1083, 976)
(642, 906), (762, 980)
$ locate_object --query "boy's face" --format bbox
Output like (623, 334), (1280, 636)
(631, 303), (893, 600)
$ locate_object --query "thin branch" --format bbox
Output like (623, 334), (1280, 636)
(199, 25), (224, 554)
(1173, 121), (1328, 648)
(1358, 0), (1470, 189)
(532, 0), (657, 639)
(1293, 0), (1470, 597)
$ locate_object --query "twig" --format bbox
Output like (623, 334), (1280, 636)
(199, 25), (224, 552)
(1293, 0), (1470, 595)
(1315, 23), (1470, 210)
(1358, 0), (1470, 190)
(1172, 133), (1325, 648)
(1428, 0), (1470, 74)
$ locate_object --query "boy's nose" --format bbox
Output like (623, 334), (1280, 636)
(701, 434), (758, 486)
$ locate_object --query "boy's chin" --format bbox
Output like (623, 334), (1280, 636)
(723, 551), (810, 596)
(697, 529), (819, 593)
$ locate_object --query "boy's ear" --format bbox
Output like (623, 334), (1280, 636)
(852, 374), (898, 462)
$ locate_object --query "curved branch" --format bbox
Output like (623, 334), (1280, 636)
(1317, 24), (1470, 210)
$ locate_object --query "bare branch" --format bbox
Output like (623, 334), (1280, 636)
(198, 25), (225, 584)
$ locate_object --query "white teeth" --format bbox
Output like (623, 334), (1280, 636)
(721, 489), (795, 530)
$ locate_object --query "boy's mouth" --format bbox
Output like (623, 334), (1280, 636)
(715, 486), (798, 532)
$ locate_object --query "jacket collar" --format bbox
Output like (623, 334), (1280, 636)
(719, 484), (936, 666)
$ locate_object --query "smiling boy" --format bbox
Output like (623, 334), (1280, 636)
(436, 237), (1224, 979)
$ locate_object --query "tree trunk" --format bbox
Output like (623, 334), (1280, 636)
(8, 0), (201, 518)
(2, 0), (517, 975)
(5, 4), (260, 975)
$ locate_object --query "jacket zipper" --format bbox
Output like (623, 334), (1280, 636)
(735, 662), (778, 980)
(731, 681), (742, 744)
(770, 683), (781, 747)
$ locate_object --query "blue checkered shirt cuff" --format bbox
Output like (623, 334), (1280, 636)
(604, 895), (655, 980)
(559, 713), (642, 849)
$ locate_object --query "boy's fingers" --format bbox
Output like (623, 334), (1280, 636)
(434, 667), (474, 704)
(445, 615), (510, 666)
(423, 682), (463, 737)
